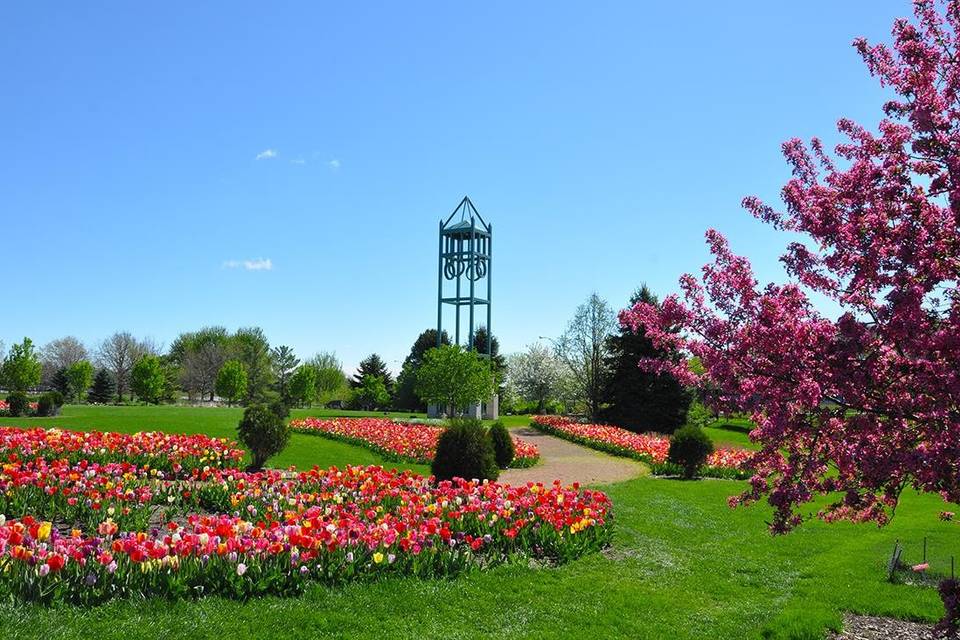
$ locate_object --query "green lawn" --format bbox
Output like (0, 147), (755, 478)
(703, 416), (757, 449)
(0, 405), (954, 638)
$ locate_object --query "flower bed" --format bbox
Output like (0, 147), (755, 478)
(0, 425), (608, 603)
(530, 416), (753, 479)
(0, 400), (39, 412)
(290, 418), (540, 468)
(0, 426), (245, 474)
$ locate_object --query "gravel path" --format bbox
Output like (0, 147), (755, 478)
(499, 426), (646, 486)
(829, 614), (938, 639)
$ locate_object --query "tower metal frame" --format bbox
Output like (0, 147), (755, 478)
(437, 196), (492, 355)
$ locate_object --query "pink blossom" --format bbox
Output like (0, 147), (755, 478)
(621, 1), (960, 533)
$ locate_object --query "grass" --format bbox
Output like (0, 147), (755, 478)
(495, 414), (537, 428)
(703, 416), (757, 449)
(0, 405), (955, 638)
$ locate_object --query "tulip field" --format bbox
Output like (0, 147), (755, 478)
(0, 404), (955, 639)
(0, 422), (609, 605)
(530, 415), (754, 478)
(290, 417), (540, 467)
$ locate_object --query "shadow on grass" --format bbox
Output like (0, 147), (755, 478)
(711, 421), (752, 435)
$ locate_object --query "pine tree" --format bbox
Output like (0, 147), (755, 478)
(351, 354), (393, 390)
(51, 367), (70, 396)
(601, 285), (692, 433)
(271, 345), (300, 402)
(472, 326), (505, 394)
(88, 369), (116, 404)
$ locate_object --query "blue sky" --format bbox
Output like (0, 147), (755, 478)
(1, 1), (902, 374)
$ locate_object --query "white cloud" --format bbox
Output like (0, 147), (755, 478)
(223, 258), (273, 271)
(327, 159), (341, 169)
(256, 149), (278, 160)
(290, 158), (306, 165)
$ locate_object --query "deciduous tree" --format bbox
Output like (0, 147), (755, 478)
(507, 342), (564, 414)
(232, 327), (273, 403)
(622, 1), (960, 534)
(353, 374), (390, 411)
(96, 332), (143, 402)
(216, 359), (248, 407)
(131, 355), (166, 404)
(415, 345), (493, 413)
(308, 352), (348, 402)
(394, 329), (450, 411)
(65, 360), (94, 403)
(173, 327), (229, 402)
(555, 293), (616, 420)
(288, 364), (318, 407)
(2, 338), (42, 392)
(40, 336), (88, 386)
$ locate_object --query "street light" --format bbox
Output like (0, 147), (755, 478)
(538, 336), (559, 348)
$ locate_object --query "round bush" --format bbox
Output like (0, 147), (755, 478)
(488, 420), (514, 469)
(237, 404), (291, 469)
(36, 391), (64, 417)
(6, 392), (29, 417)
(667, 426), (714, 479)
(432, 418), (499, 482)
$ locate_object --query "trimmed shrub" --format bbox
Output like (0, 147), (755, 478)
(36, 391), (64, 417)
(268, 399), (291, 420)
(488, 420), (514, 469)
(667, 426), (714, 479)
(432, 418), (498, 482)
(6, 392), (30, 417)
(237, 404), (290, 469)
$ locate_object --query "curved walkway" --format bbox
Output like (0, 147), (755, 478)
(499, 425), (646, 486)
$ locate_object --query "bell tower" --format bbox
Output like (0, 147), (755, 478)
(432, 196), (498, 418)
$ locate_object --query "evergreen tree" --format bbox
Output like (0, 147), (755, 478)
(88, 369), (115, 404)
(472, 326), (505, 394)
(601, 285), (692, 433)
(271, 345), (299, 402)
(394, 329), (450, 411)
(51, 367), (70, 396)
(351, 354), (393, 390)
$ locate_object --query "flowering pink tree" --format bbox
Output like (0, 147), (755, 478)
(622, 0), (960, 533)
